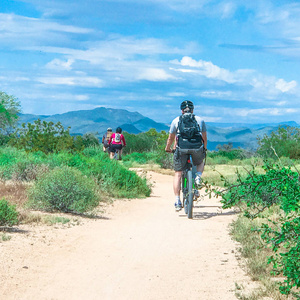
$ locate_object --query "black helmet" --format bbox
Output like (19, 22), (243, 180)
(180, 100), (194, 111)
(116, 127), (122, 133)
(107, 127), (112, 131)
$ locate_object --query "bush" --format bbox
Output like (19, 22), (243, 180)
(27, 166), (101, 213)
(123, 152), (156, 165)
(0, 198), (19, 226)
(215, 162), (300, 297)
(122, 132), (156, 154)
(257, 126), (300, 159)
(10, 119), (83, 154)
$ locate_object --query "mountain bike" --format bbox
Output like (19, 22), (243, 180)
(181, 154), (200, 219)
(170, 149), (201, 219)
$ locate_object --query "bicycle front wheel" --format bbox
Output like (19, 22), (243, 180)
(187, 170), (193, 219)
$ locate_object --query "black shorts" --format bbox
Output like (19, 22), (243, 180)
(173, 146), (206, 171)
(109, 144), (123, 153)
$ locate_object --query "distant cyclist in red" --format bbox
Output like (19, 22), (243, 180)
(109, 127), (126, 160)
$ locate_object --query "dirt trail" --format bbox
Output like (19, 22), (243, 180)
(0, 171), (253, 300)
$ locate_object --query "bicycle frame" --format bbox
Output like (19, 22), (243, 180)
(181, 155), (199, 219)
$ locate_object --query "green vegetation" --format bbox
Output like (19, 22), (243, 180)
(1, 91), (299, 298)
(213, 162), (300, 298)
(257, 126), (300, 159)
(1, 233), (12, 241)
(27, 166), (100, 214)
(0, 198), (19, 226)
(10, 119), (99, 153)
(0, 146), (151, 200)
(123, 129), (172, 168)
(43, 216), (71, 225)
(0, 91), (21, 145)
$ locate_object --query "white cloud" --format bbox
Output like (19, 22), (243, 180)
(0, 13), (91, 35)
(275, 79), (297, 93)
(200, 90), (232, 98)
(46, 59), (74, 71)
(170, 56), (299, 102)
(75, 95), (89, 101)
(0, 76), (30, 82)
(231, 107), (298, 117)
(219, 2), (237, 19)
(173, 56), (236, 83)
(168, 92), (186, 97)
(0, 13), (92, 48)
(137, 68), (176, 81)
(148, 0), (209, 12)
(35, 37), (198, 64)
(37, 76), (104, 87)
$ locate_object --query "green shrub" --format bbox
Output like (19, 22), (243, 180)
(123, 152), (156, 165)
(0, 198), (19, 226)
(216, 163), (300, 297)
(0, 146), (151, 199)
(257, 126), (300, 159)
(27, 166), (101, 213)
(82, 145), (105, 158)
(83, 157), (151, 198)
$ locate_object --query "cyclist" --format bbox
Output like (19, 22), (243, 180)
(102, 127), (113, 153)
(109, 127), (126, 160)
(165, 100), (207, 211)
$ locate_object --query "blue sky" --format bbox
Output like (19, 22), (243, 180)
(1, 0), (300, 124)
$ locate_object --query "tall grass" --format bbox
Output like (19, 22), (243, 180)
(0, 146), (151, 200)
(232, 210), (294, 300)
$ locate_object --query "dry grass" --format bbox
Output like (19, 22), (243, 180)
(232, 210), (295, 300)
(0, 181), (29, 208)
(130, 164), (174, 175)
(0, 182), (81, 226)
(202, 164), (265, 187)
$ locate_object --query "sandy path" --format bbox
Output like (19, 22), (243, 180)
(0, 171), (252, 300)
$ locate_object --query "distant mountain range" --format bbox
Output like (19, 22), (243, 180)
(18, 108), (299, 151)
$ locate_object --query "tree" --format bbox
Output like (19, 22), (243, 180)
(11, 119), (76, 153)
(217, 142), (233, 151)
(82, 133), (100, 147)
(0, 91), (21, 134)
(257, 126), (300, 159)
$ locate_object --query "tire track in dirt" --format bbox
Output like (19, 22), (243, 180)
(0, 171), (254, 300)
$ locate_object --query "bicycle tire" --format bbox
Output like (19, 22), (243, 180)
(187, 170), (193, 219)
(182, 173), (188, 214)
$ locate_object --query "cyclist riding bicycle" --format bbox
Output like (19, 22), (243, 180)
(165, 100), (207, 211)
(102, 127), (113, 153)
(109, 127), (126, 160)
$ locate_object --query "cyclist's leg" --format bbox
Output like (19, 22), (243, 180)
(190, 147), (205, 167)
(191, 147), (206, 186)
(118, 145), (123, 160)
(109, 144), (115, 159)
(173, 148), (188, 208)
(173, 170), (182, 197)
(196, 161), (205, 173)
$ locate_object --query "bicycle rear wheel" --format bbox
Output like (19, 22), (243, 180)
(187, 170), (193, 219)
(182, 173), (188, 214)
